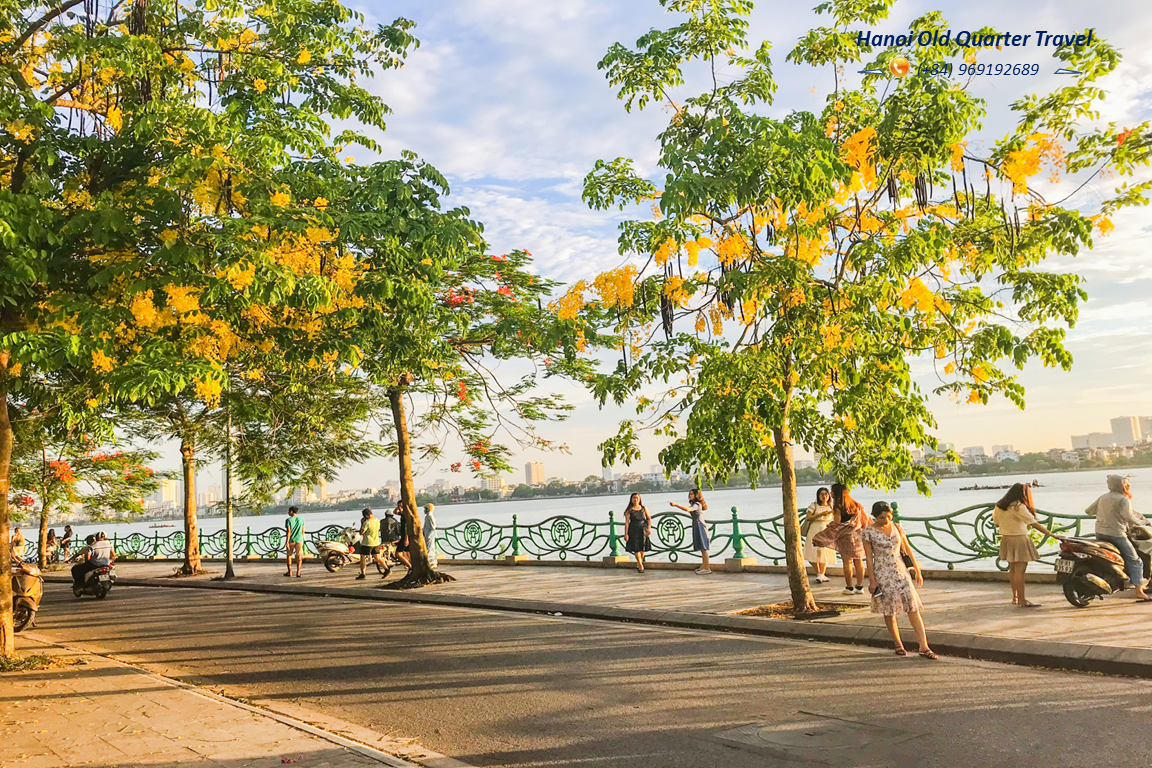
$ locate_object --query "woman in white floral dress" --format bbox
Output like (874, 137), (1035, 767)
(862, 501), (938, 660)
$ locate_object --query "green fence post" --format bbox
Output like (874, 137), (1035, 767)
(153, 532), (160, 559)
(891, 502), (900, 521)
(511, 514), (521, 556)
(731, 506), (745, 559)
(608, 510), (619, 557)
(246, 527), (252, 558)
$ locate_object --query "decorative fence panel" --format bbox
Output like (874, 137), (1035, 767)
(16, 504), (1097, 572)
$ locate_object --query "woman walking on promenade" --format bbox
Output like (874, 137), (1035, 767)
(803, 487), (836, 583)
(671, 489), (711, 574)
(863, 501), (937, 659)
(993, 483), (1060, 607)
(813, 483), (867, 594)
(623, 493), (652, 573)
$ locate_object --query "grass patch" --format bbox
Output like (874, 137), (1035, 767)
(736, 601), (863, 619)
(0, 653), (78, 673)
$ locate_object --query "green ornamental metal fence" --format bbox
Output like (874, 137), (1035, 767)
(22, 503), (1098, 571)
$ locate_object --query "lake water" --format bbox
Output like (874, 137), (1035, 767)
(61, 467), (1151, 557)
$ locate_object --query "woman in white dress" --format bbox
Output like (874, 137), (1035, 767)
(803, 487), (836, 583)
(422, 504), (438, 568)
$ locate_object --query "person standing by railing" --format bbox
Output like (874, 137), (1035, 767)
(803, 487), (836, 583)
(813, 483), (867, 594)
(423, 504), (438, 568)
(671, 489), (711, 574)
(993, 483), (1060, 608)
(863, 501), (937, 659)
(10, 528), (26, 562)
(284, 506), (304, 578)
(59, 525), (74, 560)
(1086, 474), (1152, 603)
(623, 493), (652, 573)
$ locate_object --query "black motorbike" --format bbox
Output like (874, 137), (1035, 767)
(1055, 535), (1151, 608)
(73, 563), (117, 599)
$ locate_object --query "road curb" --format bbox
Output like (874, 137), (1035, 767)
(45, 575), (1151, 678)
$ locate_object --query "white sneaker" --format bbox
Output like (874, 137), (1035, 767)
(815, 575), (829, 583)
(695, 568), (712, 575)
(844, 586), (855, 594)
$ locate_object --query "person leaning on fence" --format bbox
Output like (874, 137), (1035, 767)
(423, 503), (438, 568)
(1086, 474), (1152, 603)
(60, 525), (74, 558)
(812, 483), (867, 594)
(10, 527), (25, 561)
(45, 529), (58, 561)
(993, 483), (1060, 608)
(862, 501), (937, 660)
(285, 506), (305, 578)
(671, 489), (712, 574)
(802, 487), (836, 583)
(623, 493), (652, 573)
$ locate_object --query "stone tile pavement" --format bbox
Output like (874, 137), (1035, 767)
(0, 636), (431, 768)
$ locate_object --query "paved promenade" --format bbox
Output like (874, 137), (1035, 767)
(95, 560), (1152, 651)
(0, 635), (451, 768)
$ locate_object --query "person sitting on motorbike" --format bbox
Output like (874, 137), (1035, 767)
(1086, 474), (1152, 602)
(71, 533), (116, 587)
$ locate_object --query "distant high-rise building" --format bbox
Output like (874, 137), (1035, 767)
(312, 479), (328, 502)
(961, 446), (985, 458)
(990, 444), (1013, 455)
(602, 465), (614, 483)
(1141, 417), (1152, 443)
(481, 475), (503, 493)
(1111, 416), (1141, 448)
(1072, 432), (1115, 450)
(525, 462), (545, 486)
(156, 478), (178, 504)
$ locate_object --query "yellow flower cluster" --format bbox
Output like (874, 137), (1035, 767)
(592, 266), (638, 308)
(654, 238), (677, 266)
(949, 141), (967, 172)
(130, 291), (159, 328)
(195, 376), (223, 406)
(165, 285), (201, 315)
(685, 237), (711, 267)
(554, 281), (587, 320)
(91, 349), (115, 373)
(841, 127), (877, 189)
(663, 275), (689, 307)
(715, 232), (748, 266)
(1002, 133), (1063, 194)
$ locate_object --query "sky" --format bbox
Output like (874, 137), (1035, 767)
(186, 0), (1152, 490)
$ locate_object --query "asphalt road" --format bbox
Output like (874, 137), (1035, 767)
(26, 581), (1152, 768)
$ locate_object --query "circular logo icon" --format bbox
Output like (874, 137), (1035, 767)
(888, 56), (911, 78)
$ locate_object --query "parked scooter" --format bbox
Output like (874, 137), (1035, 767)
(12, 560), (43, 632)
(317, 527), (395, 576)
(73, 563), (117, 599)
(1055, 528), (1152, 607)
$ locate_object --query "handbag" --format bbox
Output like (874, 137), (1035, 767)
(896, 523), (915, 568)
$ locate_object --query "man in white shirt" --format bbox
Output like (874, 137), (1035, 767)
(71, 532), (116, 587)
(1087, 475), (1152, 601)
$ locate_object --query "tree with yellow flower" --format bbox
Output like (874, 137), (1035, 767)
(582, 0), (1150, 614)
(0, 0), (418, 650)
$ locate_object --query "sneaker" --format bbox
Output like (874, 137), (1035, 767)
(695, 568), (712, 575)
(854, 585), (865, 594)
(355, 574), (366, 580)
(815, 575), (829, 583)
(844, 586), (855, 594)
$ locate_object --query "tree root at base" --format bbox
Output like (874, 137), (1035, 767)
(380, 570), (457, 589)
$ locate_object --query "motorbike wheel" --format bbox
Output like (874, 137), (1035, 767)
(94, 582), (108, 600)
(324, 553), (344, 573)
(1063, 578), (1094, 608)
(13, 605), (35, 633)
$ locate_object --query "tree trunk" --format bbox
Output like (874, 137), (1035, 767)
(773, 420), (817, 616)
(385, 385), (452, 588)
(0, 380), (15, 656)
(180, 437), (201, 574)
(223, 406), (234, 579)
(37, 506), (49, 570)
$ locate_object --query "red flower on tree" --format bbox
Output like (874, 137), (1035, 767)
(1118, 129), (1134, 146)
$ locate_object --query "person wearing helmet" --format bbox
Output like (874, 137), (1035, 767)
(1086, 475), (1152, 602)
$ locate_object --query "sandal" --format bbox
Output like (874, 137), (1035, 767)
(894, 647), (908, 656)
(919, 650), (939, 660)
(1137, 596), (1152, 603)
(1020, 601), (1041, 608)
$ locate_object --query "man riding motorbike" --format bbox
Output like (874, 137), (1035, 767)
(1086, 474), (1152, 602)
(71, 532), (116, 588)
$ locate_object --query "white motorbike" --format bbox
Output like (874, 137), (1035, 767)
(317, 527), (396, 576)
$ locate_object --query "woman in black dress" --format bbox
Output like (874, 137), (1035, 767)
(623, 493), (652, 573)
